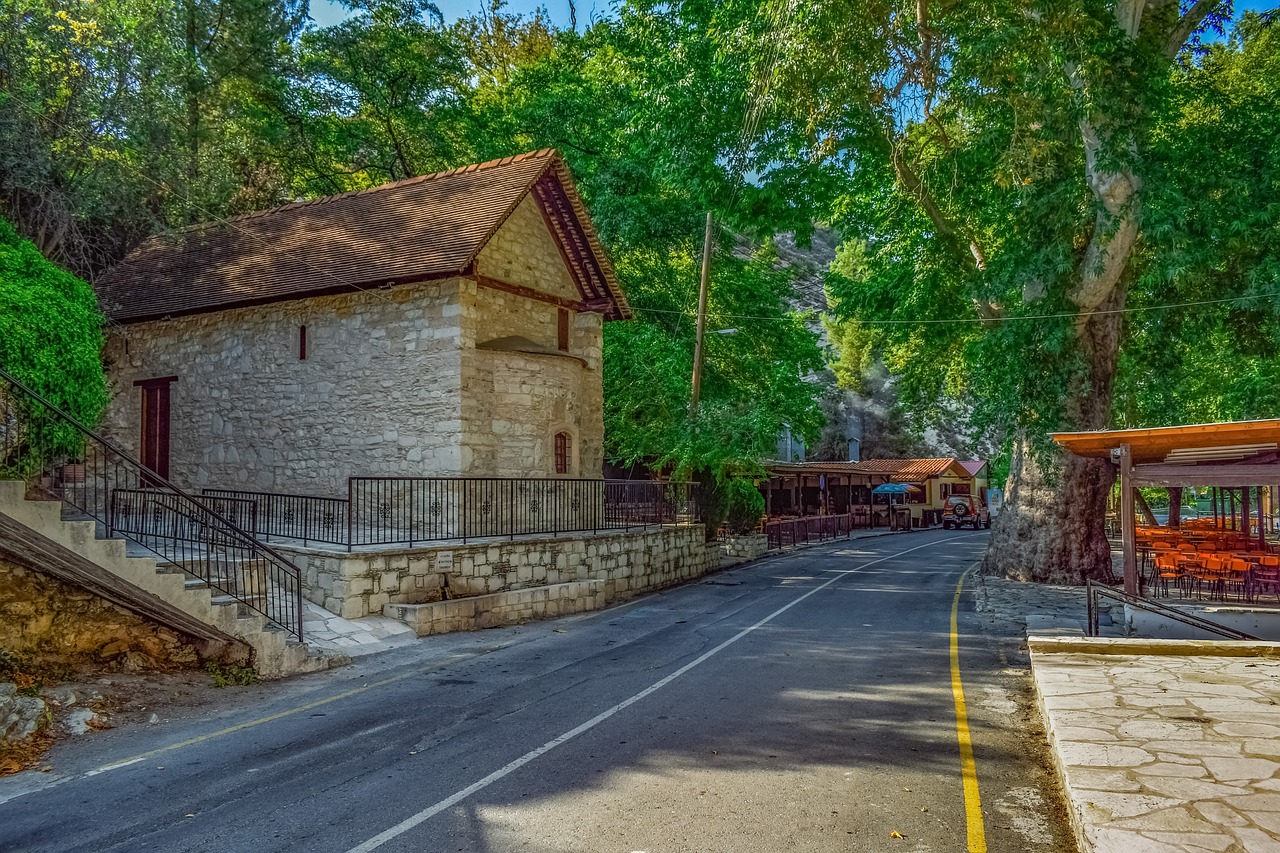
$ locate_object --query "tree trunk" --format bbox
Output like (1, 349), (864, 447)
(184, 0), (200, 224)
(1168, 486), (1182, 529)
(983, 287), (1125, 584)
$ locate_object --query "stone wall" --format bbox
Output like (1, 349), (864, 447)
(102, 195), (614, 492)
(103, 280), (466, 494)
(475, 195), (581, 301)
(464, 194), (606, 478)
(280, 525), (715, 622)
(721, 533), (769, 565)
(464, 245), (605, 479)
(0, 558), (202, 672)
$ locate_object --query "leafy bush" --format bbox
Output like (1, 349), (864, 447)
(0, 649), (70, 696)
(204, 659), (259, 688)
(0, 218), (107, 476)
(722, 478), (765, 535)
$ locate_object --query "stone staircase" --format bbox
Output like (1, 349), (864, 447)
(0, 480), (331, 678)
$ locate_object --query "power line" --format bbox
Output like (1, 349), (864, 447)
(635, 288), (1280, 326)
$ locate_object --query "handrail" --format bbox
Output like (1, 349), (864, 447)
(0, 366), (304, 642)
(1086, 580), (1259, 641)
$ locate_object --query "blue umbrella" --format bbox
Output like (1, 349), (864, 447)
(872, 482), (920, 528)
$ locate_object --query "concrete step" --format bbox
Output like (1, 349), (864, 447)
(1, 479), (319, 678)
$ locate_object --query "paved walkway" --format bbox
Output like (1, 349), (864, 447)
(978, 569), (1280, 851)
(300, 600), (416, 658)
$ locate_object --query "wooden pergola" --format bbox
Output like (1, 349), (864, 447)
(1053, 420), (1280, 596)
(761, 461), (891, 518)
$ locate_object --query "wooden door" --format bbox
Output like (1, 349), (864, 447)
(136, 376), (176, 484)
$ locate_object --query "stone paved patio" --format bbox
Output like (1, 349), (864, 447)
(1029, 638), (1280, 853)
(300, 599), (416, 657)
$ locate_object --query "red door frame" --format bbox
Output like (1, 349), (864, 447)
(135, 376), (177, 484)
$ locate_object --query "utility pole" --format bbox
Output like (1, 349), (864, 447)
(690, 211), (714, 418)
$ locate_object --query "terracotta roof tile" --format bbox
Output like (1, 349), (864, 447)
(852, 458), (963, 479)
(764, 458), (976, 480)
(95, 149), (630, 323)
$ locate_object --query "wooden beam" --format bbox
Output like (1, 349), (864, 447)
(1120, 444), (1138, 596)
(1244, 486), (1253, 543)
(1133, 488), (1159, 528)
(1132, 464), (1280, 488)
(470, 273), (591, 312)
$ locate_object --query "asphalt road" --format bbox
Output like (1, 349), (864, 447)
(0, 529), (1073, 852)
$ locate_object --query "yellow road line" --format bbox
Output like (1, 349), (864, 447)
(951, 568), (988, 853)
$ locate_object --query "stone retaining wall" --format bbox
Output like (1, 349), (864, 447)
(0, 558), (203, 672)
(279, 525), (716, 625)
(721, 533), (769, 565)
(385, 580), (605, 636)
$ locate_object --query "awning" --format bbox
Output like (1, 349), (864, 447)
(1052, 420), (1280, 464)
(1053, 419), (1280, 594)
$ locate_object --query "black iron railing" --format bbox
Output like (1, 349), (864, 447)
(202, 488), (348, 546)
(1086, 580), (1259, 640)
(0, 367), (304, 641)
(765, 514), (854, 550)
(347, 477), (698, 547)
(203, 478), (700, 549)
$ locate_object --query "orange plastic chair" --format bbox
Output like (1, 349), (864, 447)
(1227, 558), (1252, 602)
(1255, 559), (1280, 603)
(1186, 555), (1216, 600)
(1154, 554), (1182, 598)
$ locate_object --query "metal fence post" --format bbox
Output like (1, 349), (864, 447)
(346, 478), (354, 552)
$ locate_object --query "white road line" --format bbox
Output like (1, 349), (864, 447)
(345, 535), (964, 853)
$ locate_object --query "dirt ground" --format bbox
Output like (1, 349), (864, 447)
(2, 667), (268, 776)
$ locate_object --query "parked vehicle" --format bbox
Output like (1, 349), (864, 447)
(942, 495), (989, 529)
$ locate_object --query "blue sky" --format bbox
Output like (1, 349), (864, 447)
(308, 0), (1275, 31)
(308, 0), (592, 28)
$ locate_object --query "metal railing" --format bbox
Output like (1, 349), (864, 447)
(202, 488), (348, 546)
(1086, 580), (1259, 640)
(200, 478), (700, 549)
(765, 514), (854, 550)
(347, 477), (698, 548)
(0, 367), (304, 641)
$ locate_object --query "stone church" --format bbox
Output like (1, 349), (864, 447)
(94, 150), (631, 494)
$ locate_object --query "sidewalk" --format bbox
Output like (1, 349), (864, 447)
(300, 600), (417, 657)
(977, 572), (1280, 852)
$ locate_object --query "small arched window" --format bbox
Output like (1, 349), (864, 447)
(554, 432), (571, 475)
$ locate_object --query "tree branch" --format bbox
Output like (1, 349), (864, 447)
(1070, 118), (1142, 317)
(1165, 0), (1224, 58)
(1113, 0), (1146, 38)
(888, 142), (999, 321)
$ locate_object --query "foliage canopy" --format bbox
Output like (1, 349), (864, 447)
(0, 217), (108, 469)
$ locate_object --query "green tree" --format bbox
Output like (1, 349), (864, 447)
(452, 18), (827, 481)
(293, 0), (467, 188)
(0, 0), (306, 275)
(736, 0), (1271, 582)
(0, 217), (107, 472)
(1118, 12), (1280, 427)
